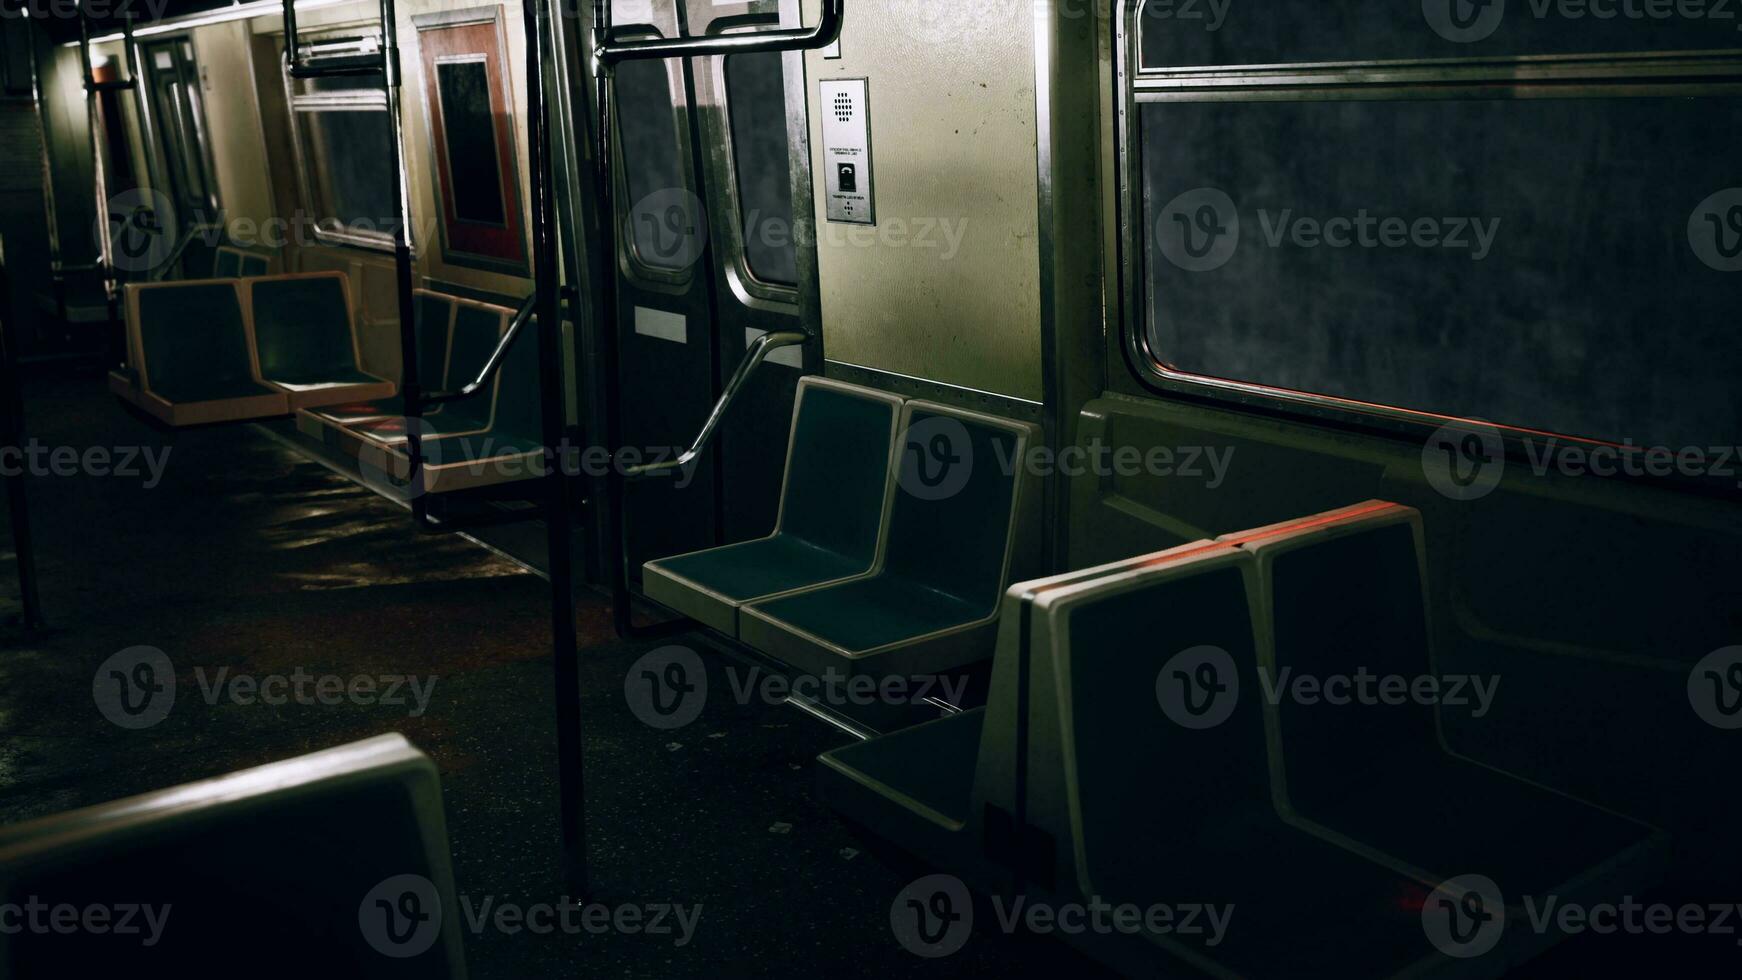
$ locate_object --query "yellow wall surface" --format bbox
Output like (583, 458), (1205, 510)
(806, 0), (1043, 402)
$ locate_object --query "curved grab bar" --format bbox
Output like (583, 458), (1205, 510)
(622, 330), (807, 479)
(596, 0), (842, 67)
(425, 292), (538, 405)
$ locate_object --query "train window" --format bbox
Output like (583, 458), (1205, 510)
(725, 52), (798, 287)
(415, 10), (527, 274)
(1139, 94), (1742, 449)
(616, 57), (698, 274)
(286, 34), (399, 249)
(1138, 0), (1742, 69)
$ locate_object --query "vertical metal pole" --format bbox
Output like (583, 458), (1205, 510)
(375, 0), (426, 524)
(0, 237), (44, 633)
(591, 0), (638, 639)
(28, 17), (64, 345)
(525, 0), (586, 897)
(78, 7), (119, 366)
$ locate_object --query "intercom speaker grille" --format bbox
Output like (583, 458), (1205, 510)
(833, 93), (854, 123)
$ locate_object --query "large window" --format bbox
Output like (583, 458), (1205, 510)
(1126, 0), (1742, 450)
(287, 35), (400, 249)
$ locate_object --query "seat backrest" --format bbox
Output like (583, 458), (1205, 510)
(1038, 545), (1268, 902)
(1241, 503), (1440, 808)
(441, 299), (512, 430)
(0, 734), (465, 978)
(131, 280), (256, 399)
(486, 313), (545, 444)
(213, 245), (273, 279)
(212, 247), (241, 278)
(881, 403), (1037, 612)
(412, 290), (458, 392)
(247, 273), (362, 381)
(775, 379), (902, 562)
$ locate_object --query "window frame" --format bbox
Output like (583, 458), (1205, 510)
(708, 12), (804, 308)
(1115, 0), (1742, 451)
(412, 5), (530, 276)
(281, 31), (406, 253)
(610, 12), (701, 291)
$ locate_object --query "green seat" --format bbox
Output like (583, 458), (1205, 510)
(109, 280), (290, 426)
(248, 273), (394, 410)
(740, 401), (1041, 678)
(822, 544), (1451, 976)
(644, 378), (903, 634)
(0, 734), (465, 978)
(1240, 502), (1662, 898)
(309, 291), (456, 426)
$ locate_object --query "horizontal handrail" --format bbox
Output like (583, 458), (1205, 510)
(623, 330), (807, 479)
(596, 0), (842, 68)
(425, 292), (538, 405)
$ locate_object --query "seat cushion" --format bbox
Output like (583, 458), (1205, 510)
(135, 282), (278, 405)
(747, 575), (983, 657)
(250, 276), (366, 386)
(654, 536), (867, 607)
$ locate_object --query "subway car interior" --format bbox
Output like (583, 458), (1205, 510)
(0, 0), (1737, 975)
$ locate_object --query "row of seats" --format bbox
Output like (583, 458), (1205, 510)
(211, 244), (274, 279)
(645, 377), (1043, 680)
(819, 501), (1664, 975)
(107, 272), (393, 427)
(0, 735), (464, 977)
(295, 291), (546, 496)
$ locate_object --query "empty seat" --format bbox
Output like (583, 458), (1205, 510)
(246, 272), (396, 410)
(212, 244), (273, 279)
(298, 297), (547, 495)
(740, 401), (1041, 678)
(0, 734), (464, 977)
(107, 279), (290, 426)
(1233, 501), (1662, 896)
(823, 542), (1454, 976)
(644, 377), (903, 634)
(308, 290), (457, 426)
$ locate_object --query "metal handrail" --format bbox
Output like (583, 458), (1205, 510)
(596, 0), (844, 66)
(425, 293), (538, 405)
(623, 330), (807, 479)
(147, 223), (208, 282)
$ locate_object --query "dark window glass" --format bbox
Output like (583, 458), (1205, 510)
(617, 57), (698, 271)
(297, 108), (397, 237)
(435, 59), (507, 226)
(1, 18), (31, 95)
(1139, 0), (1742, 70)
(726, 52), (798, 286)
(1141, 95), (1742, 448)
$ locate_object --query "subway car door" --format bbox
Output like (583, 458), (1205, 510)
(609, 0), (819, 575)
(687, 0), (817, 543)
(609, 0), (721, 574)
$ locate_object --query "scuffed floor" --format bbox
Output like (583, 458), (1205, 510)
(0, 371), (1106, 979)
